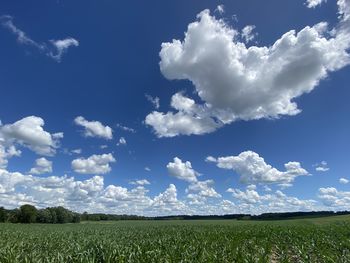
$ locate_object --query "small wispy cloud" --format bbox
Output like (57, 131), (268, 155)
(117, 137), (127, 146)
(241, 25), (257, 43)
(305, 0), (327, 8)
(145, 94), (160, 109)
(0, 15), (45, 50)
(241, 25), (257, 44)
(215, 4), (225, 14)
(49, 38), (79, 62)
(71, 149), (82, 154)
(0, 15), (79, 62)
(314, 161), (330, 172)
(339, 178), (349, 184)
(116, 123), (136, 133)
(130, 179), (150, 185)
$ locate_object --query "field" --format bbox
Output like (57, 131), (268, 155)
(1, 215), (350, 263)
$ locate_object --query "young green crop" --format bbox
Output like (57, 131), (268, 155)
(0, 217), (350, 262)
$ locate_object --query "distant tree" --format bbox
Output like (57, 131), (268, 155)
(19, 204), (38, 223)
(8, 209), (21, 223)
(37, 209), (53, 223)
(55, 206), (73, 224)
(72, 213), (81, 223)
(0, 207), (7, 222)
(88, 214), (101, 221)
(81, 211), (89, 221)
(47, 208), (58, 223)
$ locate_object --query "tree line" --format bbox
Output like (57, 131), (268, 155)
(1, 204), (349, 224)
(0, 205), (80, 224)
(0, 205), (146, 224)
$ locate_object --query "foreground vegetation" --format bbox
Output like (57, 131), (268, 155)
(1, 216), (350, 262)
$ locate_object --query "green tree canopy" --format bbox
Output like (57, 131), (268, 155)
(19, 204), (37, 223)
(0, 207), (7, 222)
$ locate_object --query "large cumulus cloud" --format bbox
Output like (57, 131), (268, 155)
(146, 0), (350, 137)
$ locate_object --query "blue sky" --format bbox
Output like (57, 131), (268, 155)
(0, 0), (349, 215)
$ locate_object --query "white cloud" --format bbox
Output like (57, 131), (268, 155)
(339, 0), (350, 21)
(74, 116), (113, 140)
(145, 94), (160, 109)
(63, 148), (82, 156)
(215, 4), (225, 14)
(227, 186), (317, 214)
(130, 179), (150, 185)
(0, 116), (63, 156)
(318, 187), (350, 209)
(279, 183), (293, 189)
(145, 93), (221, 137)
(227, 188), (261, 204)
(0, 168), (154, 214)
(102, 185), (142, 201)
(147, 1), (350, 136)
(167, 157), (200, 183)
(339, 178), (349, 184)
(29, 157), (52, 175)
(0, 145), (21, 168)
(117, 137), (127, 146)
(186, 179), (221, 198)
(71, 153), (116, 174)
(220, 200), (236, 212)
(208, 151), (309, 185)
(150, 184), (187, 214)
(205, 156), (217, 163)
(0, 15), (45, 50)
(316, 167), (329, 172)
(306, 0), (327, 8)
(0, 16), (78, 62)
(71, 149), (82, 154)
(49, 38), (79, 62)
(144, 167), (151, 172)
(166, 157), (221, 204)
(247, 184), (257, 190)
(145, 110), (219, 138)
(241, 25), (256, 43)
(0, 169), (32, 195)
(263, 185), (272, 192)
(314, 161), (329, 172)
(116, 123), (136, 133)
(0, 165), (335, 215)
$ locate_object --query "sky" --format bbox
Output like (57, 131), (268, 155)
(0, 0), (349, 216)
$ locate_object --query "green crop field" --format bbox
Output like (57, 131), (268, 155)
(1, 215), (350, 263)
